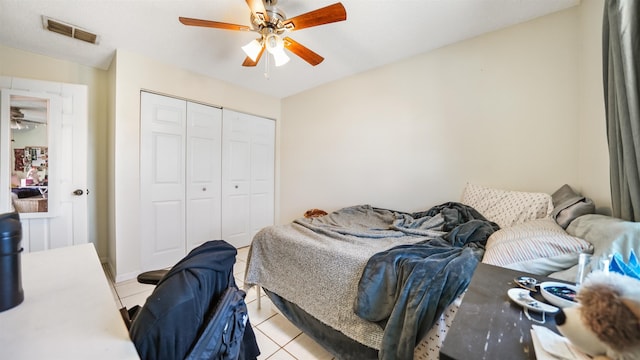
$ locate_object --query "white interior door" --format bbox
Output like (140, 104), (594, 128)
(222, 109), (275, 248)
(0, 77), (88, 252)
(186, 101), (222, 252)
(140, 92), (186, 270)
(57, 82), (89, 249)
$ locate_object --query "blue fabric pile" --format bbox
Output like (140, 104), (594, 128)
(610, 250), (640, 280)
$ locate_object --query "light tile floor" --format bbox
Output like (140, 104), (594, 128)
(104, 247), (335, 360)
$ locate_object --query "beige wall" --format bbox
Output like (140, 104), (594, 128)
(1, 0), (612, 277)
(110, 49), (281, 279)
(578, 0), (610, 214)
(0, 44), (110, 258)
(280, 1), (609, 223)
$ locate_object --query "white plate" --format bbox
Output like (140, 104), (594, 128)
(508, 288), (559, 313)
(540, 281), (578, 308)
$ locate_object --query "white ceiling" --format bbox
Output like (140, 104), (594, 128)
(0, 0), (579, 98)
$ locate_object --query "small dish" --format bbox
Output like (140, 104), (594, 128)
(507, 288), (559, 313)
(540, 281), (578, 308)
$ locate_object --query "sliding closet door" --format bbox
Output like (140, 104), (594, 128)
(249, 115), (276, 240)
(141, 92), (223, 270)
(185, 102), (222, 252)
(222, 109), (275, 248)
(140, 92), (187, 270)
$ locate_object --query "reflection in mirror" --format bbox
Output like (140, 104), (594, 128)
(9, 95), (49, 213)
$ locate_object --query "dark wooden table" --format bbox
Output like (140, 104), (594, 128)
(440, 263), (563, 360)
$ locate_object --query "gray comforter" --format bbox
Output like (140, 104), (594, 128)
(244, 203), (498, 358)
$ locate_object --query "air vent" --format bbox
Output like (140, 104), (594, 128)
(42, 16), (99, 45)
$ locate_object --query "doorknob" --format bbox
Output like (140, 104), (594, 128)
(73, 189), (84, 196)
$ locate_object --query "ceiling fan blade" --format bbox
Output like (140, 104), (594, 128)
(242, 44), (266, 67)
(283, 37), (324, 66)
(283, 3), (346, 31)
(179, 17), (250, 31)
(246, 0), (269, 23)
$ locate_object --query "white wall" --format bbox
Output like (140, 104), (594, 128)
(109, 49), (280, 280)
(0, 45), (109, 258)
(280, 2), (607, 223)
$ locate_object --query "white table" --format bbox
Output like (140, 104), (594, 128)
(0, 243), (139, 359)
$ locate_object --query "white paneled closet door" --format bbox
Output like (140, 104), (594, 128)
(185, 101), (222, 252)
(140, 92), (223, 271)
(222, 109), (275, 248)
(140, 92), (187, 270)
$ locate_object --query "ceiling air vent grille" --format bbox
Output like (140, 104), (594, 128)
(42, 16), (99, 45)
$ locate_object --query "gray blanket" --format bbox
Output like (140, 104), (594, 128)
(355, 203), (498, 360)
(244, 203), (497, 355)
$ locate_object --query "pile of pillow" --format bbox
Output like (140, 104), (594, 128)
(549, 184), (596, 229)
(461, 183), (595, 276)
(552, 214), (640, 282)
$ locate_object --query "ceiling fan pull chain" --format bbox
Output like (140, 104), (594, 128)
(264, 51), (270, 79)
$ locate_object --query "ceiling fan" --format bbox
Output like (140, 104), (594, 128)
(179, 0), (347, 67)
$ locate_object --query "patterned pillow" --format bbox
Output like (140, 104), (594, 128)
(482, 218), (593, 276)
(461, 183), (553, 229)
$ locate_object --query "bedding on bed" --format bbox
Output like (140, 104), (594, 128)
(244, 202), (498, 359)
(355, 202), (498, 359)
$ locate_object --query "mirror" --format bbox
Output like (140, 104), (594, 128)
(9, 95), (49, 213)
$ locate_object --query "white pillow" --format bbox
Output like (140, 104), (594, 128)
(461, 183), (553, 228)
(482, 218), (593, 276)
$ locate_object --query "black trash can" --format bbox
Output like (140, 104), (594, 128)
(0, 212), (24, 312)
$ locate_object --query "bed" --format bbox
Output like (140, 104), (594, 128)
(244, 183), (595, 360)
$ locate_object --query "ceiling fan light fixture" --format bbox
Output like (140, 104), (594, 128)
(242, 39), (263, 61)
(264, 33), (289, 66)
(265, 34), (284, 54)
(272, 48), (290, 67)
